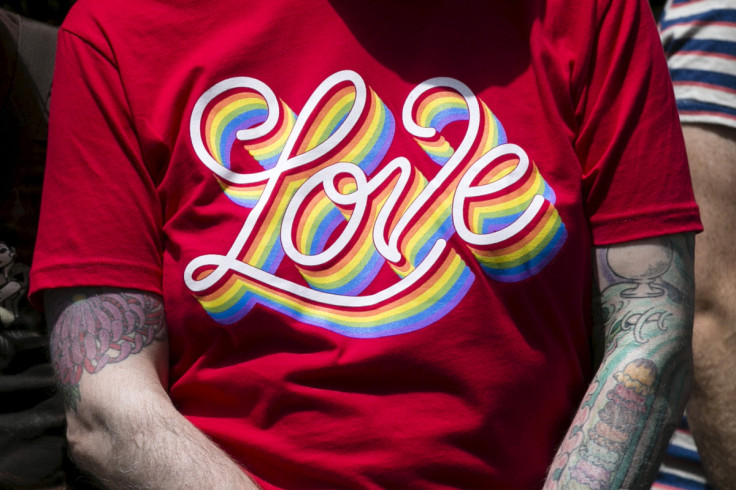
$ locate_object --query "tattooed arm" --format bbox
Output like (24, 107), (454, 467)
(46, 287), (259, 489)
(544, 233), (695, 489)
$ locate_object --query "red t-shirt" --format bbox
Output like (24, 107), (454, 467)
(31, 0), (701, 488)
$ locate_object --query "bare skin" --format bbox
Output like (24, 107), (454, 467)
(46, 234), (694, 489)
(682, 123), (736, 488)
(545, 233), (695, 489)
(46, 288), (260, 490)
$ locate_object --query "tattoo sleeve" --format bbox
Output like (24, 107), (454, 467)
(46, 288), (167, 410)
(544, 233), (695, 489)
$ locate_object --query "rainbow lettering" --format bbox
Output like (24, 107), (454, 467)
(186, 71), (566, 337)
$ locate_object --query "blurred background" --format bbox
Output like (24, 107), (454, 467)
(2, 0), (75, 25)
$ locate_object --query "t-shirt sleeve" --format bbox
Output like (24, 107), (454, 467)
(575, 0), (702, 245)
(660, 0), (736, 129)
(29, 27), (163, 308)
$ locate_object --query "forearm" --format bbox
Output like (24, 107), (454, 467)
(545, 338), (691, 489)
(545, 234), (695, 489)
(66, 381), (258, 489)
(0, 281), (22, 303)
(682, 123), (736, 487)
(47, 288), (259, 490)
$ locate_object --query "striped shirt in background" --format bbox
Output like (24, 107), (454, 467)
(653, 417), (712, 489)
(660, 0), (736, 128)
(654, 0), (736, 488)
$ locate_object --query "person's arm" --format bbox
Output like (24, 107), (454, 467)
(544, 233), (695, 489)
(0, 280), (21, 303)
(46, 287), (260, 489)
(681, 123), (736, 487)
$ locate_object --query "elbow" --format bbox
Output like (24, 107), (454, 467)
(64, 406), (116, 475)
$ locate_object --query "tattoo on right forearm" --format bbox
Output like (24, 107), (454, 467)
(48, 290), (166, 409)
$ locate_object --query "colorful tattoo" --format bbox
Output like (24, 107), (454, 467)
(545, 234), (694, 489)
(47, 290), (166, 409)
(570, 359), (658, 487)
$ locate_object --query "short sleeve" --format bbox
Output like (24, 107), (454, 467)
(29, 27), (163, 308)
(660, 0), (736, 129)
(575, 0), (702, 245)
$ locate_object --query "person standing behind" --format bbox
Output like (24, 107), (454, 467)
(0, 8), (68, 489)
(655, 0), (736, 488)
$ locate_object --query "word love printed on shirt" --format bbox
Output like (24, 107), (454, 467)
(184, 71), (566, 338)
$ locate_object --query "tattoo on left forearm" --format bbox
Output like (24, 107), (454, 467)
(546, 234), (695, 489)
(569, 358), (658, 487)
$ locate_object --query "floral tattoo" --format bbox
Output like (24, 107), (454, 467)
(48, 289), (166, 409)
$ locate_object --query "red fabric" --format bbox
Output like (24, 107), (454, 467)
(31, 0), (701, 488)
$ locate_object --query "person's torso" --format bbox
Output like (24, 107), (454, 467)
(64, 1), (601, 487)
